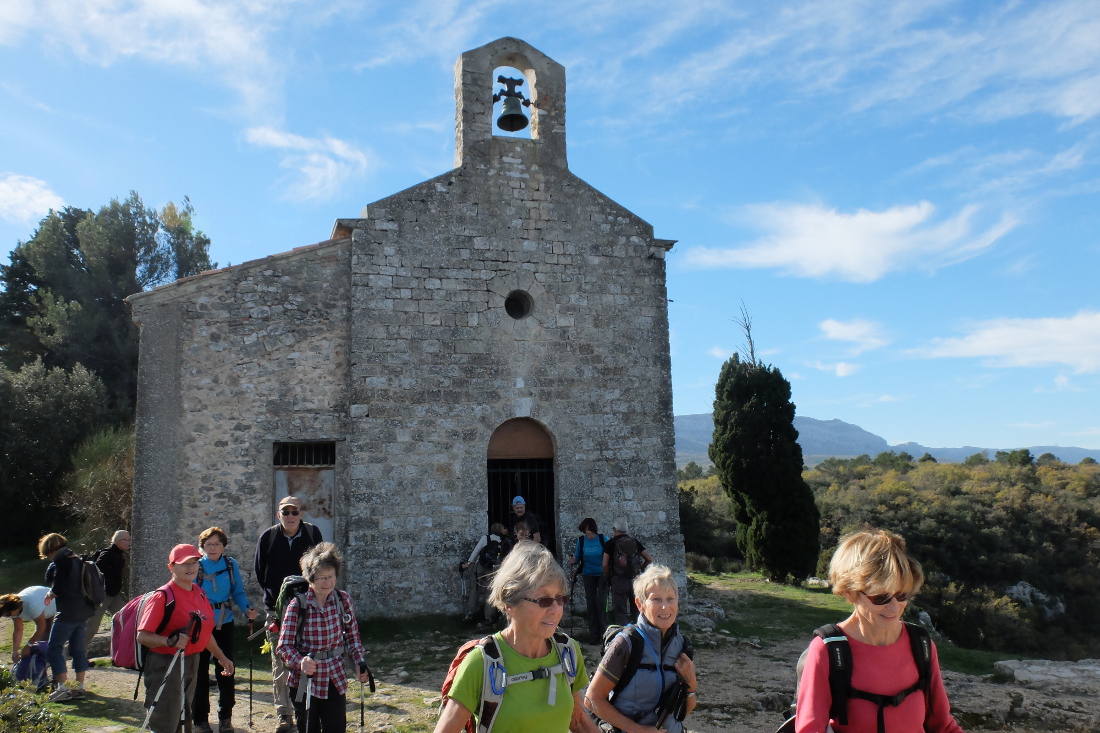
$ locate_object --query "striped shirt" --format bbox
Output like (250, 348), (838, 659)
(276, 588), (365, 698)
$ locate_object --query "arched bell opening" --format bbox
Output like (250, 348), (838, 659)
(486, 418), (556, 553)
(492, 66), (533, 138)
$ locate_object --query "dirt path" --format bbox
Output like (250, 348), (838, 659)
(77, 606), (1100, 732)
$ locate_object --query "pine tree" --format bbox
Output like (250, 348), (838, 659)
(709, 353), (820, 583)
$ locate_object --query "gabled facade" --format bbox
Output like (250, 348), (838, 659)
(128, 37), (683, 616)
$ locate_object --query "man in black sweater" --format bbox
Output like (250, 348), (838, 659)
(84, 530), (131, 651)
(253, 496), (322, 733)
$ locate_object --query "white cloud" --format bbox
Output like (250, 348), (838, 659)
(0, 0), (291, 115)
(811, 360), (859, 377)
(246, 127), (371, 201)
(820, 318), (889, 355)
(919, 310), (1100, 372)
(708, 346), (733, 359)
(0, 174), (64, 223)
(1035, 375), (1085, 393)
(878, 394), (902, 402)
(684, 201), (1016, 282)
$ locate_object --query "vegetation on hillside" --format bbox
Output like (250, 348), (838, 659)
(682, 448), (1100, 659)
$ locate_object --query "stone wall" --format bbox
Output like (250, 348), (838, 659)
(130, 240), (351, 592)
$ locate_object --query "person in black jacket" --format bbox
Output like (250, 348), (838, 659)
(39, 533), (95, 701)
(253, 496), (323, 733)
(83, 529), (131, 651)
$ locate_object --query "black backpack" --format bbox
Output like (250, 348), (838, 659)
(612, 536), (642, 579)
(775, 622), (933, 733)
(600, 624), (693, 703)
(478, 535), (504, 568)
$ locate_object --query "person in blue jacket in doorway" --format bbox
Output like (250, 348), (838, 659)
(195, 526), (258, 733)
(569, 517), (609, 641)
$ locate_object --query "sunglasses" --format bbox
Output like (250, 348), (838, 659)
(860, 590), (911, 605)
(280, 509), (300, 516)
(523, 595), (568, 608)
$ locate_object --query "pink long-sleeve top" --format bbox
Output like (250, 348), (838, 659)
(795, 626), (965, 733)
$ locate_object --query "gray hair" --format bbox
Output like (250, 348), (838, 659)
(300, 542), (342, 583)
(613, 517), (629, 533)
(633, 563), (676, 601)
(487, 541), (567, 614)
(112, 530), (131, 543)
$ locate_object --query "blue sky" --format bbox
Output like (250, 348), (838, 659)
(2, 1), (1098, 451)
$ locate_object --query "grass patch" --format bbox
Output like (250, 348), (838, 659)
(690, 571), (1018, 676)
(693, 572), (850, 642)
(937, 642), (1018, 676)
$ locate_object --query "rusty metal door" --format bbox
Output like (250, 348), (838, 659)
(274, 442), (336, 542)
(275, 468), (334, 542)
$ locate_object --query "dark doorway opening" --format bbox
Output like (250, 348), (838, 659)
(487, 418), (556, 553)
(487, 458), (555, 554)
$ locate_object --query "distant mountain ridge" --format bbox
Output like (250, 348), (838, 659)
(674, 413), (1099, 467)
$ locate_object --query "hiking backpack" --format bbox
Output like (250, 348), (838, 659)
(612, 536), (643, 578)
(78, 552), (107, 606)
(599, 624), (694, 703)
(14, 640), (49, 691)
(775, 622), (933, 733)
(111, 584), (206, 700)
(439, 631), (579, 733)
(477, 536), (504, 569)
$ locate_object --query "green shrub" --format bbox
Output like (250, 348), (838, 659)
(684, 553), (712, 574)
(0, 667), (64, 733)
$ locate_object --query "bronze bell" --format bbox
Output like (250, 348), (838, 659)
(497, 96), (529, 132)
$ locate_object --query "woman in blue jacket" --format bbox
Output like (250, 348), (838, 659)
(569, 517), (609, 641)
(196, 527), (258, 733)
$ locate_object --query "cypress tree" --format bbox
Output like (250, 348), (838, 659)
(709, 354), (819, 582)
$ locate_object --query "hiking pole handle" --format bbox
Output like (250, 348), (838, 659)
(360, 663), (376, 693)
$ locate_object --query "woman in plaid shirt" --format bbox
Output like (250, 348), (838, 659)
(276, 543), (370, 732)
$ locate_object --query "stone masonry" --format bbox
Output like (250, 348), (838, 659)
(127, 37), (684, 617)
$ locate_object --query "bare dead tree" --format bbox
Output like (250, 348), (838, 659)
(733, 300), (757, 365)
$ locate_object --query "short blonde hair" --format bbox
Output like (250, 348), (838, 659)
(300, 542), (342, 583)
(633, 563), (677, 601)
(829, 529), (924, 598)
(488, 542), (566, 614)
(37, 533), (66, 559)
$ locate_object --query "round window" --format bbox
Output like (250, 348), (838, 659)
(504, 290), (533, 320)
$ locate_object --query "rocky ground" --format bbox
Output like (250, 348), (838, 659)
(74, 596), (1100, 733)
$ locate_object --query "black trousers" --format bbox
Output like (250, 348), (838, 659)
(290, 680), (346, 733)
(193, 622), (235, 724)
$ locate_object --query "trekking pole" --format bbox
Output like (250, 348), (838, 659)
(178, 642), (186, 733)
(138, 612), (200, 733)
(304, 674), (313, 726)
(458, 562), (467, 603)
(360, 675), (365, 732)
(248, 619), (254, 729)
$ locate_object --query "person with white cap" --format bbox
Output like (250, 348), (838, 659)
(253, 496), (323, 733)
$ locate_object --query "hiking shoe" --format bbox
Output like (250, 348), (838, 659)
(47, 687), (74, 702)
(194, 723), (213, 733)
(218, 718), (234, 733)
(70, 688), (86, 699)
(275, 715), (295, 733)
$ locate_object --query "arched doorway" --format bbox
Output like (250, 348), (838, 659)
(487, 418), (556, 553)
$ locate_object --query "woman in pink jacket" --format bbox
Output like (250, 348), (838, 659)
(796, 529), (964, 733)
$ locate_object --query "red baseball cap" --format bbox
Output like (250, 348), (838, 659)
(168, 544), (202, 564)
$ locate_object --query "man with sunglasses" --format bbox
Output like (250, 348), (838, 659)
(253, 496), (323, 733)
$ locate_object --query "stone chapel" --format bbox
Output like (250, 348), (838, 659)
(127, 37), (683, 616)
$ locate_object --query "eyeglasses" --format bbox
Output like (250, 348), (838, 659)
(280, 509), (300, 516)
(860, 590), (911, 605)
(523, 595), (568, 608)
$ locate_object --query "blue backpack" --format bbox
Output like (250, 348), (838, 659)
(14, 640), (49, 691)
